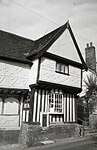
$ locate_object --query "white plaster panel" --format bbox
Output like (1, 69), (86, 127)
(0, 97), (22, 127)
(4, 98), (19, 114)
(39, 57), (81, 88)
(0, 60), (30, 89)
(0, 115), (19, 127)
(29, 59), (38, 85)
(48, 29), (81, 63)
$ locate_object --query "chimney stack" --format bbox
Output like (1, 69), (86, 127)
(85, 42), (96, 72)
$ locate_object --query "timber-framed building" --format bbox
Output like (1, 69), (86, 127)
(0, 22), (87, 137)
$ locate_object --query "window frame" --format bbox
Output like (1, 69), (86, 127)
(48, 92), (63, 114)
(56, 62), (69, 75)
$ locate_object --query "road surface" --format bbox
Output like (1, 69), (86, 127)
(29, 135), (97, 150)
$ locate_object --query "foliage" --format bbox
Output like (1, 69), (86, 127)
(84, 74), (97, 114)
(84, 75), (96, 99)
(77, 75), (97, 124)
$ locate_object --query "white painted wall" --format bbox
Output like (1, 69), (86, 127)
(39, 57), (81, 88)
(0, 59), (39, 128)
(0, 60), (30, 89)
(48, 29), (81, 64)
(0, 115), (19, 127)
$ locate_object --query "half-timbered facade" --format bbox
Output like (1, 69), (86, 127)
(0, 21), (87, 129)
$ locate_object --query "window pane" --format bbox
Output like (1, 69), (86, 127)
(49, 93), (54, 112)
(56, 62), (69, 74)
(61, 64), (65, 73)
(55, 94), (62, 113)
(49, 93), (63, 113)
(65, 65), (69, 74)
(56, 63), (60, 72)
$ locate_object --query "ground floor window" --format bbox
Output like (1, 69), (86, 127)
(48, 92), (63, 113)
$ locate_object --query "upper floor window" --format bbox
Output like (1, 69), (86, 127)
(56, 62), (69, 75)
(48, 93), (63, 113)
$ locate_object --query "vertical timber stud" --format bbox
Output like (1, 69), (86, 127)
(2, 98), (4, 114)
(29, 88), (35, 123)
(75, 95), (78, 122)
(37, 57), (41, 83)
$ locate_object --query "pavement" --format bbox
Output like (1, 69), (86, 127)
(31, 133), (97, 147)
(27, 134), (97, 150)
(39, 132), (97, 146)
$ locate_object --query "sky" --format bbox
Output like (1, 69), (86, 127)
(0, 0), (97, 59)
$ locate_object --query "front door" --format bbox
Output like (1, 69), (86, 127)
(40, 112), (49, 127)
(42, 114), (47, 127)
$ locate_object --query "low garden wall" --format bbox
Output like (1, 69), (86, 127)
(19, 123), (80, 147)
(89, 114), (97, 129)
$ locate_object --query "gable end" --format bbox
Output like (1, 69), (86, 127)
(27, 22), (87, 70)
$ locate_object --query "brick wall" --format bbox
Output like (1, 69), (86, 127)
(85, 42), (96, 72)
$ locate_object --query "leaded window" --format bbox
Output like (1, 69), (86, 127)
(48, 93), (63, 113)
(56, 62), (69, 75)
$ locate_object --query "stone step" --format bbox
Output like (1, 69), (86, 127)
(85, 132), (97, 137)
(84, 126), (97, 136)
(84, 126), (91, 130)
(84, 126), (97, 131)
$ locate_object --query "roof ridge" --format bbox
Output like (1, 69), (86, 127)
(37, 23), (67, 53)
(35, 24), (65, 42)
(28, 22), (68, 58)
(0, 30), (34, 42)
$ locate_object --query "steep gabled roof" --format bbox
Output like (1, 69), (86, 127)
(28, 22), (67, 58)
(0, 21), (87, 70)
(0, 30), (34, 64)
(27, 21), (87, 70)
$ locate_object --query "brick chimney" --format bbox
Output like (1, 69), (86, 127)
(85, 42), (96, 72)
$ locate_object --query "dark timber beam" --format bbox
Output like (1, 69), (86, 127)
(29, 87), (35, 123)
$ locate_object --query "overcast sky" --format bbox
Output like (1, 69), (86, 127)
(0, 0), (97, 58)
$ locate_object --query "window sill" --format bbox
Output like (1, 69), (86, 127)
(55, 71), (69, 76)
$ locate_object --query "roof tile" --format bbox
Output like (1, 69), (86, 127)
(0, 30), (34, 63)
